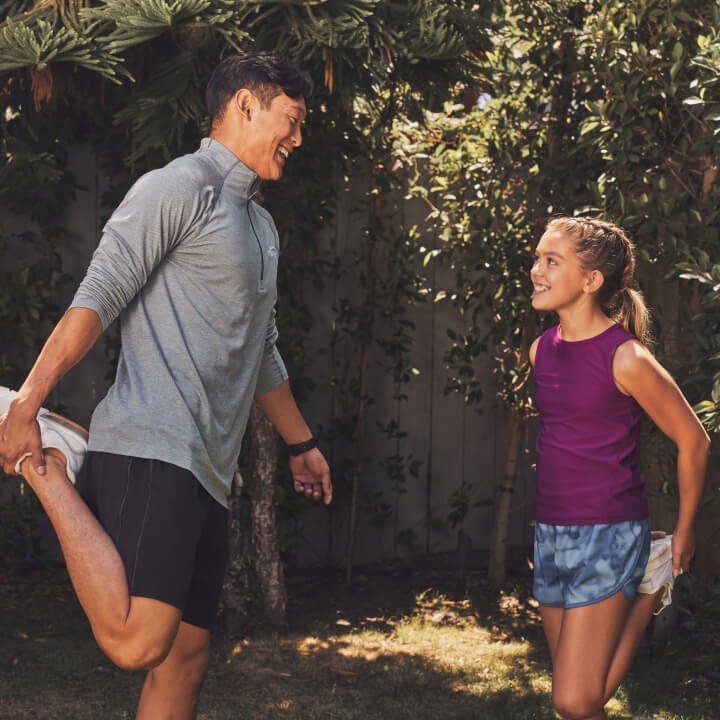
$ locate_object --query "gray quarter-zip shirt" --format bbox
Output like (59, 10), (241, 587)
(69, 137), (288, 507)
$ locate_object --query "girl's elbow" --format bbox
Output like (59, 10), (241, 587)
(679, 426), (711, 461)
(702, 429), (711, 453)
(694, 428), (711, 459)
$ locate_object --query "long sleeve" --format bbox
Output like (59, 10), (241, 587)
(255, 307), (289, 394)
(70, 165), (215, 329)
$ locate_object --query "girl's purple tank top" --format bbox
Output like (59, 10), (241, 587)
(533, 324), (648, 525)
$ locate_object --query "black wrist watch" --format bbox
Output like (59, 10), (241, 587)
(287, 436), (318, 456)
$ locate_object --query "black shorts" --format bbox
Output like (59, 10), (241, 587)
(75, 451), (228, 629)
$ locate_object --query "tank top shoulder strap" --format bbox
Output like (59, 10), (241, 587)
(605, 324), (637, 354)
(534, 324), (560, 373)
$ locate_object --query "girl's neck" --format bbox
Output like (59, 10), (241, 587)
(556, 306), (614, 342)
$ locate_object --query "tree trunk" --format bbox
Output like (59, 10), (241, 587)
(220, 401), (286, 635)
(244, 401), (287, 629)
(488, 408), (525, 588)
(220, 468), (252, 637)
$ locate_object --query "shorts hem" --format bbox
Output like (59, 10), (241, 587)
(534, 597), (563, 608)
(180, 613), (218, 631)
(564, 587), (630, 609)
(535, 581), (637, 609)
(128, 589), (184, 613)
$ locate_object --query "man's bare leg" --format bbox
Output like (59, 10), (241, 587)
(137, 622), (211, 720)
(19, 451), (181, 669)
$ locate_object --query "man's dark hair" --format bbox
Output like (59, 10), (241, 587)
(206, 52), (313, 125)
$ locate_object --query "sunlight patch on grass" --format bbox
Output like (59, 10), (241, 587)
(230, 642), (245, 658)
(295, 636), (331, 654)
(334, 639), (385, 662)
(286, 612), (550, 700)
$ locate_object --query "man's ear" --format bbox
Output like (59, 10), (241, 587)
(584, 269), (605, 294)
(234, 88), (255, 120)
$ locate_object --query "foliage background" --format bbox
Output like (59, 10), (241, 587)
(0, 1), (718, 586)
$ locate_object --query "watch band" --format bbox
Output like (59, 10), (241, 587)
(287, 436), (319, 456)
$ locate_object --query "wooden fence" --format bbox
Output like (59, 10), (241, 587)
(14, 142), (719, 577)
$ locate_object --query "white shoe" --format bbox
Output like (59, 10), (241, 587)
(1, 386), (88, 484)
(637, 532), (674, 614)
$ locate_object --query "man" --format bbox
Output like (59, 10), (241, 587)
(0, 52), (332, 719)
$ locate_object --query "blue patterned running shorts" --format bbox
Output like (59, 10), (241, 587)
(533, 519), (650, 608)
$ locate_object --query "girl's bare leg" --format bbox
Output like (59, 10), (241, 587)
(541, 592), (630, 720)
(540, 586), (665, 719)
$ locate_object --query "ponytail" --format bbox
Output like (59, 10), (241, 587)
(614, 287), (651, 345)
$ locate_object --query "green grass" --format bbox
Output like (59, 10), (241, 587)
(1, 565), (719, 719)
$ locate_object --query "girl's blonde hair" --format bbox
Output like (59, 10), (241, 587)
(545, 216), (650, 343)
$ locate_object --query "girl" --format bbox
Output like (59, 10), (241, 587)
(529, 216), (710, 720)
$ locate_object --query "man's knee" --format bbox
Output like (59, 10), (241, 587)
(145, 627), (211, 696)
(172, 639), (211, 690)
(94, 596), (183, 670)
(97, 631), (173, 671)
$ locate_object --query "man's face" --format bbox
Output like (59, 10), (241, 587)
(242, 92), (306, 181)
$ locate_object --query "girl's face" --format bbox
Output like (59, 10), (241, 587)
(530, 230), (594, 312)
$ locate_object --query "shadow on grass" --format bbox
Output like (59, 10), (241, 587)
(1, 564), (718, 719)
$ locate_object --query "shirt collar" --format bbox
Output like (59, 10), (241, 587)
(199, 137), (261, 198)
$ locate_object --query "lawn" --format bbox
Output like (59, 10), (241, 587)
(1, 562), (719, 719)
